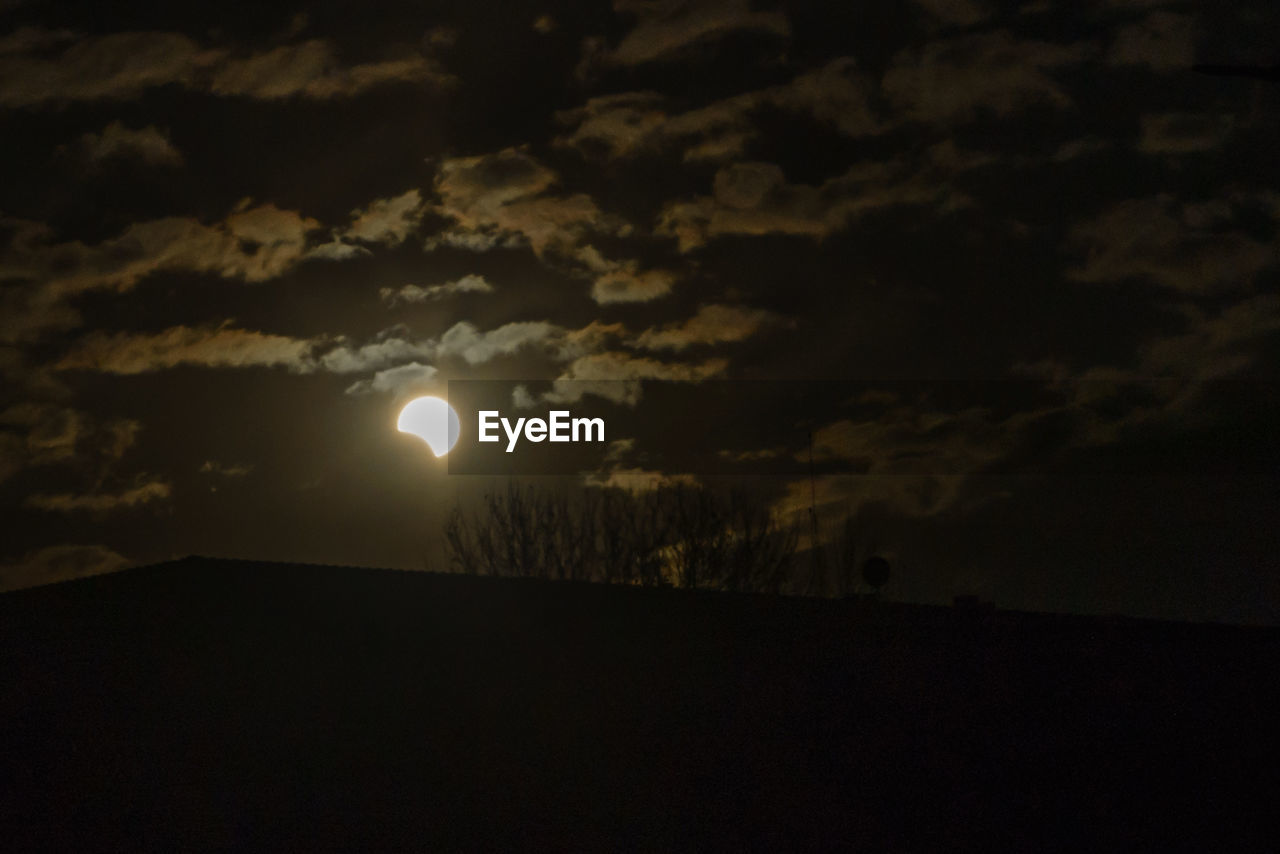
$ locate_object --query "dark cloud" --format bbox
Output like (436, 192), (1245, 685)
(1137, 112), (1234, 154)
(912, 0), (994, 28)
(1107, 11), (1196, 72)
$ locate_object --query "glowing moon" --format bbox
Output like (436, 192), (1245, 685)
(397, 396), (460, 457)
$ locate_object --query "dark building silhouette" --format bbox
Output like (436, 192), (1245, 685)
(2, 557), (1277, 850)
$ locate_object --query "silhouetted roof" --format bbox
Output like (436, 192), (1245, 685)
(3, 556), (1277, 850)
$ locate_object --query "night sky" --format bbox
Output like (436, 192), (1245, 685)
(2, 0), (1278, 624)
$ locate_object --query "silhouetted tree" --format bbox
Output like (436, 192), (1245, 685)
(831, 515), (861, 598)
(444, 483), (797, 593)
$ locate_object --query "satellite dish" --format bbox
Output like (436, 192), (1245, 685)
(862, 555), (890, 591)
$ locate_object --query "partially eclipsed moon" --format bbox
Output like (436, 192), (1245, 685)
(397, 396), (460, 457)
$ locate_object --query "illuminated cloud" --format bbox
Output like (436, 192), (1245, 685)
(633, 304), (777, 351)
(1135, 295), (1280, 386)
(74, 121), (183, 166)
(0, 186), (449, 343)
(310, 190), (426, 257)
(209, 40), (450, 98)
(584, 466), (698, 492)
(25, 477), (171, 512)
(338, 189), (426, 246)
(431, 148), (627, 257)
(592, 267), (676, 304)
(554, 92), (669, 159)
(0, 30), (450, 108)
(0, 403), (140, 482)
(781, 396), (1054, 520)
(0, 544), (132, 592)
(657, 154), (975, 251)
(0, 203), (321, 305)
(326, 321), (582, 375)
(429, 148), (669, 303)
(435, 147), (557, 213)
(0, 31), (221, 106)
(583, 437), (699, 491)
(343, 362), (439, 396)
(605, 0), (789, 66)
(199, 460), (254, 477)
(56, 324), (319, 374)
(48, 317), (624, 380)
(550, 320), (628, 361)
(316, 332), (432, 373)
(1137, 112), (1233, 154)
(1002, 293), (1280, 454)
(882, 30), (1089, 124)
(208, 37), (332, 98)
(544, 351), (728, 405)
(808, 408), (1007, 473)
(381, 274), (493, 305)
(1067, 193), (1277, 294)
(773, 472), (973, 527)
(556, 58), (880, 162)
(435, 320), (561, 365)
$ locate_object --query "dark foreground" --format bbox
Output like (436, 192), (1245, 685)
(2, 558), (1277, 850)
